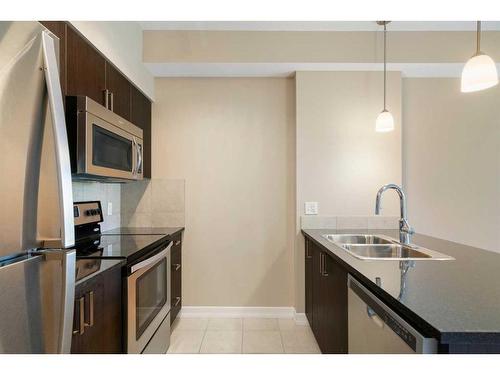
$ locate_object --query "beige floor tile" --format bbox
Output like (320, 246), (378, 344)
(207, 318), (243, 331)
(243, 331), (284, 354)
(200, 330), (242, 354)
(243, 318), (279, 331)
(167, 330), (205, 354)
(173, 317), (209, 331)
(281, 329), (321, 354)
(278, 318), (299, 331)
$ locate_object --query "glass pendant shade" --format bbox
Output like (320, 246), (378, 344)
(375, 109), (394, 132)
(461, 53), (499, 93)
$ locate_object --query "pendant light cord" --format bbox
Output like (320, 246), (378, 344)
(476, 21), (481, 54)
(383, 23), (387, 110)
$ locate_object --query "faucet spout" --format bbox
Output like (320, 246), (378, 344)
(375, 184), (414, 244)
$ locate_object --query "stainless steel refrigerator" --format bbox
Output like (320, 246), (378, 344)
(0, 21), (76, 353)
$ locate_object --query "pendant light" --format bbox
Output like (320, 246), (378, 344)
(375, 21), (394, 132)
(461, 21), (498, 93)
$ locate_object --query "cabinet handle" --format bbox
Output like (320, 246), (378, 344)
(110, 91), (114, 112)
(320, 253), (329, 277)
(73, 297), (85, 335)
(173, 263), (181, 271)
(305, 241), (312, 259)
(84, 291), (94, 328)
(174, 297), (181, 307)
(103, 89), (109, 109)
(174, 240), (181, 246)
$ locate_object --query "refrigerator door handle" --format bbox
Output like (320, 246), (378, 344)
(41, 31), (75, 249)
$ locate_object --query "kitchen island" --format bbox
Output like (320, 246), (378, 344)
(302, 229), (500, 353)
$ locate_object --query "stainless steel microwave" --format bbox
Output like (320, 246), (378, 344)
(66, 96), (143, 181)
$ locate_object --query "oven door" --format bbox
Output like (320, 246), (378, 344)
(78, 111), (141, 180)
(127, 243), (171, 354)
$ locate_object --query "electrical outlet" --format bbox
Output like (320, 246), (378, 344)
(107, 202), (113, 216)
(304, 202), (318, 215)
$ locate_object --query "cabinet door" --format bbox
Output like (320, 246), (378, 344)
(105, 63), (131, 120)
(71, 265), (123, 353)
(66, 26), (106, 106)
(130, 85), (152, 178)
(39, 21), (66, 97)
(170, 234), (183, 324)
(305, 239), (314, 328)
(311, 245), (326, 352)
(323, 253), (348, 354)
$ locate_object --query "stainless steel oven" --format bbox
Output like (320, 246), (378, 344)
(127, 242), (172, 354)
(66, 96), (143, 181)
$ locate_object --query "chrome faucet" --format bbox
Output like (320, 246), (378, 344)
(375, 184), (414, 244)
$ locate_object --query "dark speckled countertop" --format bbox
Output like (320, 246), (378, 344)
(302, 229), (500, 344)
(102, 227), (184, 237)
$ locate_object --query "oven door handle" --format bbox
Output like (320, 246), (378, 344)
(130, 243), (172, 274)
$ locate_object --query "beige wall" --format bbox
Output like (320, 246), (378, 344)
(152, 78), (295, 307)
(144, 30), (500, 63)
(403, 78), (500, 252)
(294, 71), (403, 311)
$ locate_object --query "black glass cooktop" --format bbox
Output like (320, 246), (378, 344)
(74, 234), (166, 261)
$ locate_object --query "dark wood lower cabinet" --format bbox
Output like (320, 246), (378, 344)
(306, 238), (348, 354)
(71, 264), (123, 354)
(170, 234), (183, 324)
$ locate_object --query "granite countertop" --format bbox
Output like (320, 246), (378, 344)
(302, 228), (500, 344)
(75, 258), (125, 286)
(102, 227), (184, 237)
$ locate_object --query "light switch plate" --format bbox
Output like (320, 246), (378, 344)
(304, 202), (318, 215)
(107, 202), (113, 216)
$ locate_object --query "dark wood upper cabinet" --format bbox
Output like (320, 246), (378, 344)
(130, 85), (152, 178)
(66, 26), (106, 106)
(39, 21), (66, 96)
(105, 63), (131, 120)
(40, 21), (152, 179)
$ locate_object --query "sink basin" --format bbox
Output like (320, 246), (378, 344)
(342, 244), (432, 260)
(322, 234), (395, 245)
(322, 233), (454, 261)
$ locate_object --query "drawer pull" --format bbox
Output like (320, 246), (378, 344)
(305, 242), (312, 259)
(73, 297), (85, 335)
(84, 291), (94, 328)
(174, 297), (181, 307)
(173, 263), (181, 271)
(320, 253), (329, 277)
(174, 240), (181, 246)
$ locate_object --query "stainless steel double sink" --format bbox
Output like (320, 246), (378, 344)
(322, 234), (454, 261)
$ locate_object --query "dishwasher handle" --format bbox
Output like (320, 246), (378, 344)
(347, 275), (437, 354)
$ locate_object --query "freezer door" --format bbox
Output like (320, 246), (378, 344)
(0, 249), (76, 353)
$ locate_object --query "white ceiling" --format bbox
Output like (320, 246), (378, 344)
(140, 21), (500, 31)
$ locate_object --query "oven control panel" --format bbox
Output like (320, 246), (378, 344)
(74, 201), (104, 226)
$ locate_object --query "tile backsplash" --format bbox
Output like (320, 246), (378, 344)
(72, 181), (121, 231)
(72, 178), (185, 231)
(301, 215), (399, 230)
(121, 178), (185, 227)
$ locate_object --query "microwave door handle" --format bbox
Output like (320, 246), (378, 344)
(41, 31), (75, 249)
(137, 141), (143, 174)
(132, 137), (138, 175)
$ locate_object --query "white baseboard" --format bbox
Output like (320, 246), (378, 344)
(178, 306), (309, 326)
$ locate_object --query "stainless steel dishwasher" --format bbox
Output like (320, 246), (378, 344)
(348, 275), (437, 353)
